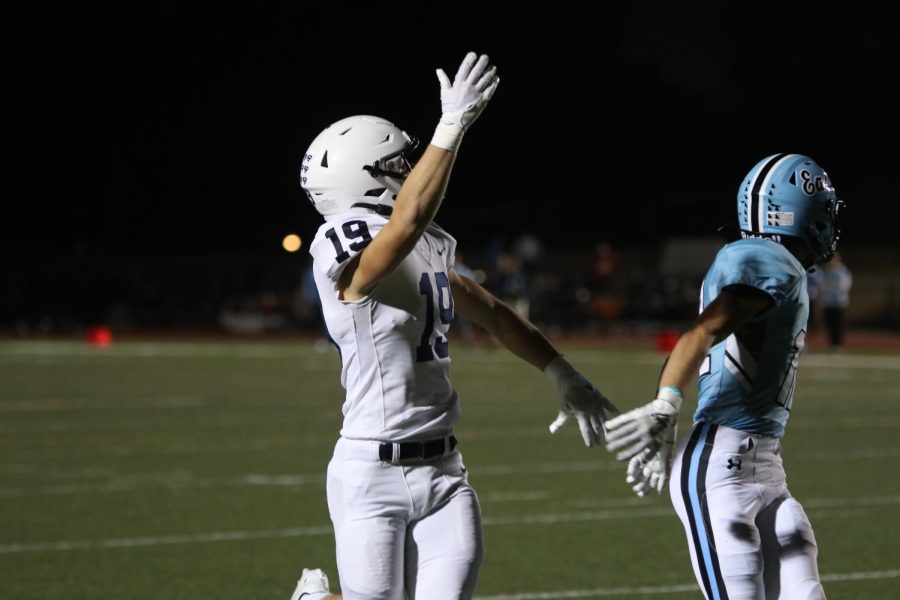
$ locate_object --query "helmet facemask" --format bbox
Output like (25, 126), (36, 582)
(362, 136), (420, 181)
(808, 196), (845, 264)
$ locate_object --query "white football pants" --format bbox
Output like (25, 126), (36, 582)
(326, 437), (484, 599)
(670, 423), (825, 600)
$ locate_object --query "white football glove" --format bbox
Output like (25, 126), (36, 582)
(604, 386), (682, 462)
(431, 51), (499, 152)
(625, 421), (677, 497)
(545, 356), (619, 447)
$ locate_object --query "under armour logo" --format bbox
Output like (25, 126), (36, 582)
(727, 458), (742, 471)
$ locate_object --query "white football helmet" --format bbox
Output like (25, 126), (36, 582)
(300, 115), (419, 219)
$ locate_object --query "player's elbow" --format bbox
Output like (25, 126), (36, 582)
(392, 199), (432, 239)
(492, 299), (533, 337)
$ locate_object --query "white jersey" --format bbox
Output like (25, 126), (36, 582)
(309, 212), (459, 442)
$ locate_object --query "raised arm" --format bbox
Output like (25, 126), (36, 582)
(340, 53), (499, 301)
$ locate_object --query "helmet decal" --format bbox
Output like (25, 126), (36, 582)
(767, 211), (794, 226)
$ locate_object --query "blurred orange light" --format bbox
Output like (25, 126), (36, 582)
(282, 234), (302, 253)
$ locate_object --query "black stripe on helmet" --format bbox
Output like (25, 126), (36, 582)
(749, 153), (789, 233)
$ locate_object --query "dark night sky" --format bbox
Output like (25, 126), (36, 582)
(5, 2), (899, 259)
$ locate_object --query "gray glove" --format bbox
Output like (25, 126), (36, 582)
(545, 355), (619, 447)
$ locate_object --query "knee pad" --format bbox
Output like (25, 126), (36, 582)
(775, 497), (818, 558)
(783, 580), (826, 600)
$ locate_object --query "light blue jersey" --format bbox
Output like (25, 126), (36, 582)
(694, 238), (808, 438)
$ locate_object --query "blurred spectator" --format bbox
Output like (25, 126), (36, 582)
(492, 251), (531, 319)
(809, 252), (853, 350)
(301, 262), (321, 314)
(451, 251), (479, 342)
(807, 262), (820, 333)
(591, 241), (620, 292)
(452, 250), (476, 281)
(483, 235), (508, 273)
(513, 231), (545, 269)
(302, 262), (332, 349)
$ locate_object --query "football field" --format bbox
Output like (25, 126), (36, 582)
(1, 339), (899, 599)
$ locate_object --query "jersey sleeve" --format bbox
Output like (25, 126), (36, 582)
(706, 241), (804, 306)
(309, 214), (388, 284)
(427, 222), (458, 272)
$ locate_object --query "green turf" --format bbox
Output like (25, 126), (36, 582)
(1, 339), (898, 599)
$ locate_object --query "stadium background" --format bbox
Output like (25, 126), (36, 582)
(3, 2), (899, 598)
(4, 2), (899, 341)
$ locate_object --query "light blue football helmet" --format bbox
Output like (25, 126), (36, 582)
(737, 153), (844, 263)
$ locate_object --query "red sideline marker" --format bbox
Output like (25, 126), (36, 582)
(85, 325), (113, 347)
(655, 331), (678, 353)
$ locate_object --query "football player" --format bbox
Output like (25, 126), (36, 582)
(290, 51), (617, 600)
(605, 153), (843, 599)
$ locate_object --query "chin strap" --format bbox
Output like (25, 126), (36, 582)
(350, 202), (393, 217)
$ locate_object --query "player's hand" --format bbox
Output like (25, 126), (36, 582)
(625, 422), (677, 497)
(604, 386), (682, 461)
(545, 356), (619, 447)
(435, 51), (499, 131)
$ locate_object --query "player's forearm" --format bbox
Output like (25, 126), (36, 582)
(389, 146), (455, 240)
(657, 326), (714, 395)
(450, 270), (557, 369)
(658, 288), (769, 394)
(353, 147), (454, 286)
(483, 301), (559, 370)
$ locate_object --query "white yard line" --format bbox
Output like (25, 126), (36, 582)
(1, 495), (897, 554)
(477, 582), (701, 598)
(1, 342), (897, 369)
(0, 396), (207, 412)
(0, 473), (326, 498)
(3, 447), (900, 496)
(474, 569), (900, 599)
(0, 525), (334, 553)
(0, 460), (620, 497)
(482, 491), (550, 502)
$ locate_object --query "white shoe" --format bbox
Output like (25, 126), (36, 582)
(289, 568), (330, 600)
